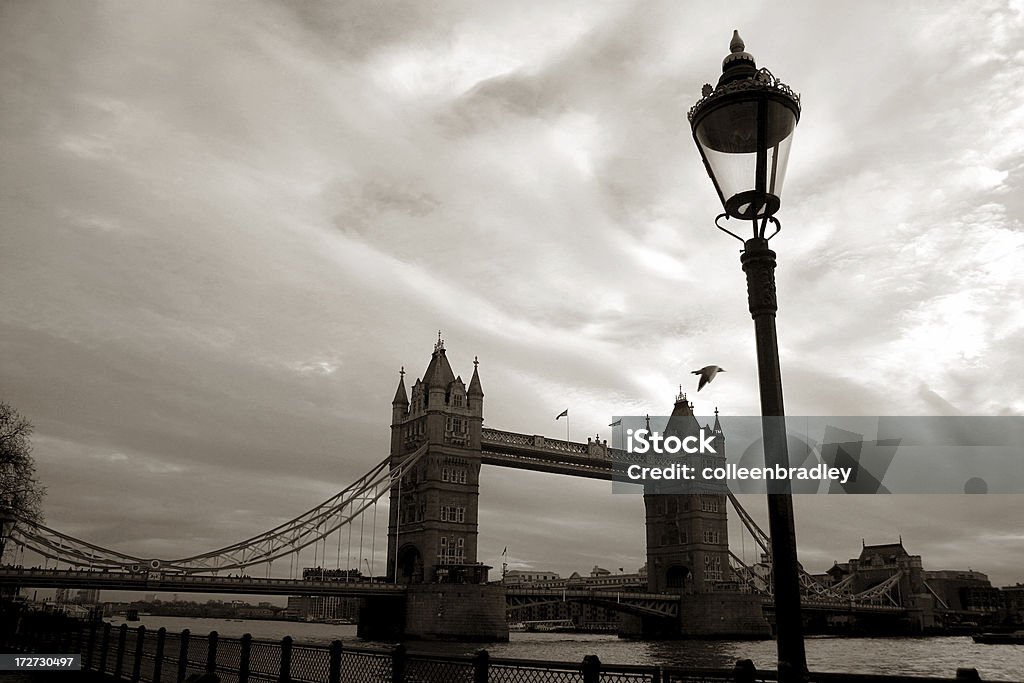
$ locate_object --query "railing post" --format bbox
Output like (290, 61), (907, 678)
(177, 629), (190, 683)
(391, 643), (406, 683)
(132, 625), (146, 682)
(956, 669), (982, 681)
(98, 622), (111, 676)
(652, 665), (662, 683)
(61, 616), (72, 652)
(279, 635), (292, 683)
(72, 621), (84, 656)
(153, 627), (166, 683)
(472, 649), (489, 683)
(581, 654), (601, 683)
(55, 616), (67, 652)
(239, 633), (252, 683)
(85, 620), (98, 670)
(328, 639), (342, 683)
(206, 630), (218, 674)
(114, 623), (128, 680)
(734, 659), (756, 683)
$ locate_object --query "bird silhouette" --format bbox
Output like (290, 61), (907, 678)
(692, 365), (726, 391)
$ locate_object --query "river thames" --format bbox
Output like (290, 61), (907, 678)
(106, 615), (1024, 680)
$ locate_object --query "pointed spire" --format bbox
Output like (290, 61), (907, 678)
(713, 406), (723, 434)
(392, 366), (409, 406)
(423, 333), (455, 389)
(468, 355), (484, 397)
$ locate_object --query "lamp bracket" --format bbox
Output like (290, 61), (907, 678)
(714, 213), (746, 243)
(760, 216), (781, 241)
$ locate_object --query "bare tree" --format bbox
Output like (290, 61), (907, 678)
(0, 402), (45, 560)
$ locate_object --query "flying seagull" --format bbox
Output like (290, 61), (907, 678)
(692, 365), (726, 392)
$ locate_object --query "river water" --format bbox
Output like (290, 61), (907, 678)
(106, 615), (1024, 680)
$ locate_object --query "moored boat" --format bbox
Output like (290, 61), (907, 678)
(972, 631), (1024, 644)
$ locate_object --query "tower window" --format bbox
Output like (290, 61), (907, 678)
(700, 496), (720, 513)
(440, 505), (466, 522)
(704, 555), (723, 581)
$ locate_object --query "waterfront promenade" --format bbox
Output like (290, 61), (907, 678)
(1, 610), (1017, 683)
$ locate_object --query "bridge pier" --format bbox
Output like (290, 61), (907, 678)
(357, 595), (406, 641)
(404, 584), (507, 642)
(619, 593), (771, 639)
(358, 585), (508, 642)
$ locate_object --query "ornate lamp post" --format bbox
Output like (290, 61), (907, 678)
(688, 32), (807, 681)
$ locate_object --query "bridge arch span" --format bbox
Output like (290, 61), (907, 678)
(665, 564), (691, 592)
(396, 544), (424, 584)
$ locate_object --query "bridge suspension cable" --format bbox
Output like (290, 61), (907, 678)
(726, 493), (896, 605)
(6, 444), (428, 575)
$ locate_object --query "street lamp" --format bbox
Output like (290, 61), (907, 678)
(688, 31), (807, 682)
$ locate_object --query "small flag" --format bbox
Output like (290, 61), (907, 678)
(608, 419), (622, 427)
(556, 409), (568, 420)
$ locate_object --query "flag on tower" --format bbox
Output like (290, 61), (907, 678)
(556, 409), (568, 420)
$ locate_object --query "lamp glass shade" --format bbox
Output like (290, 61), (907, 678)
(693, 95), (797, 219)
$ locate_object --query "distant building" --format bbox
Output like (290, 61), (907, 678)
(847, 540), (925, 602)
(285, 595), (360, 622)
(1001, 583), (1024, 625)
(501, 570), (560, 585)
(501, 566), (645, 590)
(924, 570), (1000, 613)
(505, 564), (647, 627)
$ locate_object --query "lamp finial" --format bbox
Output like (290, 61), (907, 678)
(730, 30), (745, 53)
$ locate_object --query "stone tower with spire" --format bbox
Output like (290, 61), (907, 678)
(643, 390), (730, 593)
(386, 334), (486, 584)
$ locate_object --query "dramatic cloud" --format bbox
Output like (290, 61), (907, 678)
(1, 0), (1022, 592)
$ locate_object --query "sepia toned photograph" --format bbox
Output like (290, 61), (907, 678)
(1, 1), (1023, 681)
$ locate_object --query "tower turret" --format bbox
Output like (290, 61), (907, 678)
(467, 357), (484, 448)
(712, 407), (725, 454)
(391, 367), (410, 453)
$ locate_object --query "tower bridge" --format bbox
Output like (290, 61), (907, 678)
(0, 339), (932, 640)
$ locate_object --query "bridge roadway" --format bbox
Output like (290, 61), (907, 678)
(0, 568), (404, 598)
(506, 587), (681, 618)
(0, 568), (907, 617)
(480, 428), (630, 479)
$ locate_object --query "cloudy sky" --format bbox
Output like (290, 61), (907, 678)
(2, 0), (1023, 594)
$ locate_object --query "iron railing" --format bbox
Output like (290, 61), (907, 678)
(0, 609), (1010, 683)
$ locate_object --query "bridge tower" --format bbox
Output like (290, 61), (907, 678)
(386, 336), (486, 585)
(627, 393), (769, 638)
(644, 391), (730, 593)
(368, 337), (505, 642)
